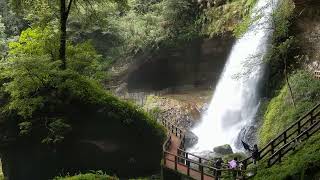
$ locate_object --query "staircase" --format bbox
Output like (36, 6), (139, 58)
(241, 103), (320, 167)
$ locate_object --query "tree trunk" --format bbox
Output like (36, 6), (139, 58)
(59, 0), (67, 70)
(284, 58), (296, 108)
(59, 0), (73, 70)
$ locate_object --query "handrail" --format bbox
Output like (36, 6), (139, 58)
(177, 148), (215, 164)
(160, 118), (245, 179)
(164, 150), (245, 179)
(268, 120), (320, 166)
(160, 101), (320, 179)
(160, 119), (185, 140)
(241, 102), (320, 167)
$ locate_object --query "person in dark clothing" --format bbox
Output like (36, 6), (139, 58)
(251, 144), (260, 165)
(214, 157), (223, 178)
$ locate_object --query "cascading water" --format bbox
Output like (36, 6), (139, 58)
(191, 0), (278, 152)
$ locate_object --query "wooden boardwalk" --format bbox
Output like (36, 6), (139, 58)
(160, 102), (320, 179)
(164, 135), (215, 180)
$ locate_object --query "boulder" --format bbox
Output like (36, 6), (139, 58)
(184, 131), (198, 149)
(213, 144), (233, 155)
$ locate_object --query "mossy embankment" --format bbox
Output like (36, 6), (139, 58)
(258, 0), (320, 145)
(0, 72), (166, 179)
(255, 0), (320, 178)
(254, 132), (320, 180)
(259, 71), (320, 145)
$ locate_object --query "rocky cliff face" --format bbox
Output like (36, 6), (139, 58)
(293, 1), (320, 71)
(126, 35), (234, 92)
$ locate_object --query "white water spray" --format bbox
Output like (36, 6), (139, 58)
(191, 0), (278, 152)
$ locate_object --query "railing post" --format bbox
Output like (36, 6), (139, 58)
(298, 121), (301, 134)
(200, 165), (204, 180)
(268, 158), (272, 167)
(243, 159), (247, 170)
(175, 127), (178, 137)
(278, 149), (282, 163)
(199, 158), (202, 170)
(187, 159), (190, 176)
(175, 156), (177, 170)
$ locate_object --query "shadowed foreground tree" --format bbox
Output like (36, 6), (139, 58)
(9, 0), (127, 69)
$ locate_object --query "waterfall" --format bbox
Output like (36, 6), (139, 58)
(191, 0), (278, 152)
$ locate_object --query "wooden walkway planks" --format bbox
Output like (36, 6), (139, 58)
(164, 135), (215, 180)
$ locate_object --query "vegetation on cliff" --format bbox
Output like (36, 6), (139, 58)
(55, 171), (118, 180)
(200, 0), (258, 37)
(259, 0), (320, 145)
(259, 71), (320, 145)
(254, 132), (320, 180)
(256, 0), (320, 178)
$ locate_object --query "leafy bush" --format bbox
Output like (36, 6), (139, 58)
(0, 16), (6, 60)
(200, 0), (258, 37)
(55, 171), (118, 180)
(0, 55), (166, 178)
(8, 27), (104, 81)
(259, 71), (320, 146)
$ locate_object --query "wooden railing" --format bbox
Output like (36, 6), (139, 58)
(315, 71), (320, 79)
(160, 119), (185, 141)
(160, 118), (245, 179)
(163, 150), (244, 179)
(241, 103), (320, 167)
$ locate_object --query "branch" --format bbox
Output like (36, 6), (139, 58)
(66, 0), (74, 17)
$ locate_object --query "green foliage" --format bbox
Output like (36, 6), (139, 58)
(264, 0), (296, 97)
(8, 27), (104, 81)
(254, 132), (320, 180)
(200, 0), (258, 37)
(113, 0), (200, 57)
(0, 55), (166, 144)
(0, 26), (167, 144)
(55, 171), (118, 180)
(271, 0), (295, 41)
(0, 159), (2, 179)
(259, 71), (320, 146)
(71, 0), (200, 62)
(0, 16), (6, 60)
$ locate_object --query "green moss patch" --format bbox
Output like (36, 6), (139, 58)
(259, 71), (320, 146)
(254, 132), (320, 180)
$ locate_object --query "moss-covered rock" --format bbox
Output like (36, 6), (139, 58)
(213, 144), (233, 155)
(0, 73), (166, 180)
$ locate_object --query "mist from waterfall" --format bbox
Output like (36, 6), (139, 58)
(191, 0), (278, 152)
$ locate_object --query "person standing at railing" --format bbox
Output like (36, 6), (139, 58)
(214, 157), (223, 178)
(242, 141), (260, 165)
(251, 144), (260, 165)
